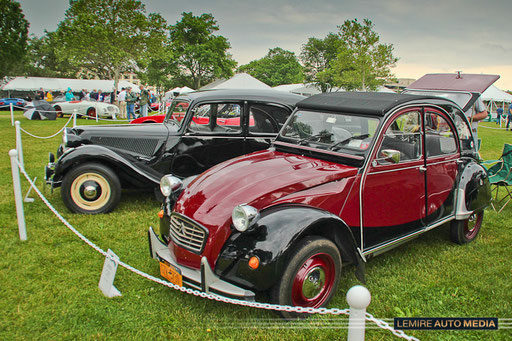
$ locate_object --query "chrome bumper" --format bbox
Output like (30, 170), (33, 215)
(147, 226), (255, 301)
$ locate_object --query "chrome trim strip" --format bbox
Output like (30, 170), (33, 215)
(367, 164), (423, 175)
(273, 141), (365, 160)
(361, 215), (456, 257)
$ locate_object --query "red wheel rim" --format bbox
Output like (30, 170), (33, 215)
(291, 253), (336, 308)
(88, 109), (96, 118)
(464, 212), (483, 240)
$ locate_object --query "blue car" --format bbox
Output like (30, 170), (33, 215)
(0, 98), (26, 110)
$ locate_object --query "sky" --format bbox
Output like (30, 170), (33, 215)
(17, 0), (512, 90)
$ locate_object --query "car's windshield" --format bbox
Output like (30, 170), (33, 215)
(279, 110), (380, 157)
(165, 98), (190, 127)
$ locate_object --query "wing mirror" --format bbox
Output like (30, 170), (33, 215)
(379, 149), (401, 164)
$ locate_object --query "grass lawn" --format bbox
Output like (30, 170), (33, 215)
(0, 111), (511, 340)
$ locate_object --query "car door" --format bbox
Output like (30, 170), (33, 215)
(423, 108), (459, 224)
(170, 101), (245, 177)
(362, 108), (426, 248)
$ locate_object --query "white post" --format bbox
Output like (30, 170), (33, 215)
(95, 103), (99, 122)
(9, 150), (27, 241)
(73, 109), (77, 127)
(15, 121), (24, 170)
(346, 285), (371, 341)
(10, 103), (14, 126)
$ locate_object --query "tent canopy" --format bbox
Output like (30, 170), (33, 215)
(481, 85), (512, 102)
(273, 83), (321, 97)
(2, 76), (140, 93)
(200, 73), (271, 90)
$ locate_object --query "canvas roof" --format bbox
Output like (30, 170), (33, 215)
(200, 73), (271, 90)
(1, 76), (140, 92)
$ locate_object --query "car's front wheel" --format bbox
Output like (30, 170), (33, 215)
(450, 211), (484, 244)
(271, 236), (342, 319)
(61, 163), (121, 214)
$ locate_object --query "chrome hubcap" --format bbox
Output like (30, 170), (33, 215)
(302, 266), (326, 299)
(83, 185), (97, 199)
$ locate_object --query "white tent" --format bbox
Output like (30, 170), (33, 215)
(273, 83), (321, 97)
(481, 85), (512, 122)
(1, 76), (140, 93)
(200, 73), (271, 90)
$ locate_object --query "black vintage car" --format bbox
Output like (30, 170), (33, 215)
(45, 89), (305, 214)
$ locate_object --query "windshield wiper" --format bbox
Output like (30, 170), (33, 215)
(328, 134), (370, 151)
(296, 132), (333, 145)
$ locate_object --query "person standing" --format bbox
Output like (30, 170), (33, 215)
(507, 102), (512, 131)
(65, 87), (75, 101)
(90, 89), (98, 101)
(464, 96), (488, 148)
(139, 85), (150, 117)
(45, 91), (53, 102)
(125, 87), (137, 121)
(35, 87), (45, 100)
(118, 87), (127, 119)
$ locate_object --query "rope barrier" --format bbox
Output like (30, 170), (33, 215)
(19, 114), (74, 139)
(12, 158), (418, 340)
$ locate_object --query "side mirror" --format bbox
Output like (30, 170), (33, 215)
(379, 149), (401, 164)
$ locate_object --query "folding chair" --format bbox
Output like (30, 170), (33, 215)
(482, 144), (512, 212)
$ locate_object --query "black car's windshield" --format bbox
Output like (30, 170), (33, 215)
(279, 110), (380, 156)
(164, 98), (190, 128)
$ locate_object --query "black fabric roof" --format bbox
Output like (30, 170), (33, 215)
(296, 91), (443, 116)
(178, 89), (305, 107)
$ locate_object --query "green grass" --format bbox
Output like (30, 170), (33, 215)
(0, 112), (511, 340)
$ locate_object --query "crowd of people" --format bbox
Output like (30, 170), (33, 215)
(34, 86), (156, 120)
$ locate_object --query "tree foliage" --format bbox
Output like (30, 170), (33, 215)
(169, 12), (236, 89)
(330, 19), (398, 91)
(0, 0), (29, 78)
(300, 33), (341, 92)
(52, 0), (167, 93)
(238, 47), (303, 87)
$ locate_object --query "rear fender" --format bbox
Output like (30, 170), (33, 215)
(214, 205), (363, 292)
(455, 161), (491, 219)
(53, 145), (162, 188)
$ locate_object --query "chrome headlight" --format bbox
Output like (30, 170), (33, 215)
(62, 129), (68, 145)
(160, 175), (183, 197)
(232, 204), (259, 232)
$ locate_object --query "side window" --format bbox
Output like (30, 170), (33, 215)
(188, 103), (242, 133)
(378, 111), (421, 164)
(425, 111), (457, 157)
(249, 104), (290, 134)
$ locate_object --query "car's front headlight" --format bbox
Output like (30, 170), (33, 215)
(160, 175), (183, 197)
(62, 128), (68, 145)
(232, 204), (259, 232)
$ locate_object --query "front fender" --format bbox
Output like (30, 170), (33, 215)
(53, 145), (162, 188)
(214, 205), (361, 292)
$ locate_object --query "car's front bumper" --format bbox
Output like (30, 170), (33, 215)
(147, 226), (256, 301)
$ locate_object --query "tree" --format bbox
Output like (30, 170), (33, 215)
(238, 47), (303, 87)
(300, 33), (342, 92)
(169, 12), (236, 89)
(330, 19), (398, 91)
(0, 0), (29, 78)
(53, 0), (167, 95)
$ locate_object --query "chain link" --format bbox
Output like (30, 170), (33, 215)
(15, 160), (418, 340)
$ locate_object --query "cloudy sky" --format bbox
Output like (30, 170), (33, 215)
(18, 0), (512, 90)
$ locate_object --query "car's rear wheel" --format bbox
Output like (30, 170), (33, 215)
(271, 236), (342, 319)
(450, 211), (484, 244)
(61, 163), (121, 214)
(87, 107), (96, 119)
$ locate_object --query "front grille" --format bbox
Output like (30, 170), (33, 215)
(169, 213), (208, 254)
(90, 136), (158, 156)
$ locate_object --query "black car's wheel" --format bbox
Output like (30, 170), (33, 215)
(61, 163), (121, 214)
(87, 107), (96, 119)
(271, 236), (342, 319)
(450, 211), (484, 244)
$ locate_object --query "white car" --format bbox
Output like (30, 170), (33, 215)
(53, 99), (120, 119)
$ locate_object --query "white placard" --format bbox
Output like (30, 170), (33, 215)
(99, 249), (122, 297)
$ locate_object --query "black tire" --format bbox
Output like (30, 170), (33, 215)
(270, 236), (342, 319)
(61, 163), (121, 214)
(450, 211), (484, 244)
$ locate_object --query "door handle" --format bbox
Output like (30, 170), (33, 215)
(418, 166), (427, 172)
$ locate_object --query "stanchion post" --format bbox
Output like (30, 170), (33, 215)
(10, 103), (14, 126)
(15, 121), (24, 169)
(73, 109), (77, 127)
(95, 103), (99, 122)
(346, 285), (371, 341)
(9, 150), (27, 241)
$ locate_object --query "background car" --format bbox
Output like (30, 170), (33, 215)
(149, 91), (491, 317)
(52, 99), (119, 118)
(0, 98), (26, 110)
(45, 89), (305, 214)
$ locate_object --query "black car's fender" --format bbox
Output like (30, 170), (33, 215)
(53, 145), (162, 188)
(214, 204), (362, 292)
(455, 159), (491, 218)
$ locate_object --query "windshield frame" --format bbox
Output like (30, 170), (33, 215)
(164, 97), (191, 128)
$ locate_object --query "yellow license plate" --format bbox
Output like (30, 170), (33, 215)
(159, 261), (183, 287)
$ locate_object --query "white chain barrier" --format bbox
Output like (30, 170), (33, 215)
(9, 153), (419, 341)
